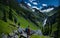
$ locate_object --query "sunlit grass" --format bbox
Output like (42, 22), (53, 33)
(0, 20), (12, 34)
(31, 35), (52, 38)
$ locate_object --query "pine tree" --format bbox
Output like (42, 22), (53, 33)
(9, 8), (13, 21)
(14, 17), (17, 23)
(3, 10), (7, 22)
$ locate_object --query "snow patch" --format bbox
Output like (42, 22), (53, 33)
(27, 3), (31, 6)
(42, 4), (47, 6)
(32, 2), (38, 5)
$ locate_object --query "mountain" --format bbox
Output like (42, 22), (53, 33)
(40, 5), (58, 16)
(0, 0), (60, 38)
(19, 0), (31, 10)
(41, 5), (56, 10)
(19, 0), (47, 27)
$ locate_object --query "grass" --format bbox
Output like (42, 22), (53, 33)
(12, 9), (39, 30)
(31, 35), (52, 38)
(0, 20), (12, 34)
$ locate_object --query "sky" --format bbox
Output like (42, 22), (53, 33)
(18, 0), (59, 10)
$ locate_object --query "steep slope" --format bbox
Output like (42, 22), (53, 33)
(0, 2), (53, 38)
(0, 4), (39, 36)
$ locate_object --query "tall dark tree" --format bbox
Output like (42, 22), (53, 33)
(57, 6), (60, 38)
(8, 0), (19, 10)
(3, 10), (7, 22)
(14, 17), (17, 23)
(9, 8), (13, 21)
(0, 0), (9, 5)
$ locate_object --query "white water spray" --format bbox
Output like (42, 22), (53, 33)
(43, 18), (47, 27)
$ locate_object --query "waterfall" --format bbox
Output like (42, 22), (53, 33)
(43, 18), (47, 27)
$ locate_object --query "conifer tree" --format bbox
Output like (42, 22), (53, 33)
(3, 10), (7, 22)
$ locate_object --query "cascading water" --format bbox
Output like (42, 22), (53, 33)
(43, 18), (47, 27)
